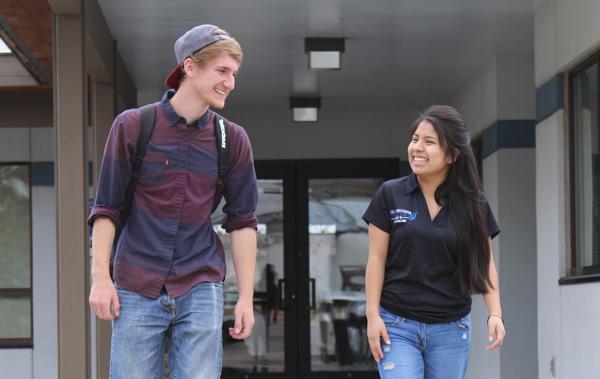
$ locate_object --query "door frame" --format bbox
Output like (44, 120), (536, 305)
(293, 159), (399, 379)
(222, 158), (401, 379)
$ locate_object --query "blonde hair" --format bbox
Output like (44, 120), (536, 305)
(179, 28), (243, 85)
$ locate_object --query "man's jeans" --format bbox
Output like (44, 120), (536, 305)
(110, 282), (223, 379)
(378, 307), (471, 379)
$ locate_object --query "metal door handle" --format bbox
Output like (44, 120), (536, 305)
(277, 278), (290, 310)
(309, 278), (316, 310)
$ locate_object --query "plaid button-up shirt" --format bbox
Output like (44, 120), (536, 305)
(88, 90), (258, 298)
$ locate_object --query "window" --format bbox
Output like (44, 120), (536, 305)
(569, 56), (600, 278)
(0, 164), (32, 347)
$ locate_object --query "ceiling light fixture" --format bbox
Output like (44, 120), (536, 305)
(290, 96), (321, 122)
(304, 37), (345, 70)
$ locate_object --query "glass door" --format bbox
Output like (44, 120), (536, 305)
(216, 159), (399, 379)
(307, 178), (382, 372)
(215, 172), (296, 379)
(297, 160), (399, 379)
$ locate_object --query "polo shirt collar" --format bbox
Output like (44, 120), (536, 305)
(403, 172), (420, 194)
(160, 90), (211, 130)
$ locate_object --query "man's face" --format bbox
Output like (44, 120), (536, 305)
(185, 54), (239, 109)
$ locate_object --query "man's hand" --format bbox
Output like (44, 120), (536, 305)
(89, 217), (118, 320)
(228, 298), (254, 340)
(229, 227), (257, 340)
(89, 278), (120, 320)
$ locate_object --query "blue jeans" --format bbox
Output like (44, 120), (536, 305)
(378, 307), (471, 379)
(110, 282), (224, 379)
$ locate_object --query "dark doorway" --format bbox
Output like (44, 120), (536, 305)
(216, 159), (400, 379)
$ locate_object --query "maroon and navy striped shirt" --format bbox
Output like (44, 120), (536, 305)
(88, 90), (258, 299)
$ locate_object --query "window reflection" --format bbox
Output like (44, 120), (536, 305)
(213, 180), (285, 374)
(572, 63), (600, 274)
(0, 164), (32, 345)
(309, 178), (382, 372)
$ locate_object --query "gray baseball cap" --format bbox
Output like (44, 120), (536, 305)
(165, 24), (232, 89)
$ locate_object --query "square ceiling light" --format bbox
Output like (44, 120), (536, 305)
(290, 97), (321, 122)
(305, 37), (345, 70)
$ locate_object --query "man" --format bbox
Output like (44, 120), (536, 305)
(88, 24), (257, 379)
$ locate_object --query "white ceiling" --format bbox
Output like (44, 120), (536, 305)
(97, 0), (534, 110)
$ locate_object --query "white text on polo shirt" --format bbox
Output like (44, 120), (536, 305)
(390, 209), (417, 224)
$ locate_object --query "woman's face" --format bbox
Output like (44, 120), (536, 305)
(407, 120), (453, 179)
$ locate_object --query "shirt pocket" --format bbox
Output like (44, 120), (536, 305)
(139, 149), (168, 184)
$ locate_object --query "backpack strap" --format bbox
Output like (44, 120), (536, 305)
(213, 113), (231, 211)
(120, 103), (156, 230)
(111, 104), (155, 279)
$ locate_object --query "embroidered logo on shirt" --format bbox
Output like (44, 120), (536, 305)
(390, 208), (417, 224)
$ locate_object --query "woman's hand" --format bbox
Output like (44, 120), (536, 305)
(367, 315), (390, 362)
(486, 315), (505, 350)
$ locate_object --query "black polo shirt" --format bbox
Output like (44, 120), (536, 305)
(362, 173), (500, 323)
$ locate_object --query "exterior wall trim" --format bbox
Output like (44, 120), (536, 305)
(536, 73), (565, 123)
(482, 120), (536, 159)
(31, 162), (54, 186)
(31, 162), (93, 186)
(559, 274), (600, 285)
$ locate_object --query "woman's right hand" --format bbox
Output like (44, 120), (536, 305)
(367, 314), (390, 362)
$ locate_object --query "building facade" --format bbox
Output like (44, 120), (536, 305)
(0, 0), (598, 378)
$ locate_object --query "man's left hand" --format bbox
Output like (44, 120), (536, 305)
(229, 298), (255, 340)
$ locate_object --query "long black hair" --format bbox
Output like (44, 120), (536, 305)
(409, 105), (492, 294)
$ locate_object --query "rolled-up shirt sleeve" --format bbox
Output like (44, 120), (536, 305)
(221, 123), (258, 233)
(87, 110), (140, 230)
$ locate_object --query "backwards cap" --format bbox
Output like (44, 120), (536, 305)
(165, 24), (232, 89)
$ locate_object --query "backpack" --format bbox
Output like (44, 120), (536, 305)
(118, 103), (231, 238)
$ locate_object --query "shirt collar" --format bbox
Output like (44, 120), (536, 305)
(403, 172), (420, 194)
(160, 89), (211, 130)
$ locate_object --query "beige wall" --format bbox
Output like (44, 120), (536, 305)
(226, 107), (419, 161)
(450, 53), (535, 136)
(535, 0), (600, 86)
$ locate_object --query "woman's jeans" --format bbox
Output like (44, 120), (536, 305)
(378, 307), (471, 379)
(110, 282), (223, 379)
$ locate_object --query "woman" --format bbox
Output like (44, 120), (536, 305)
(363, 105), (505, 379)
